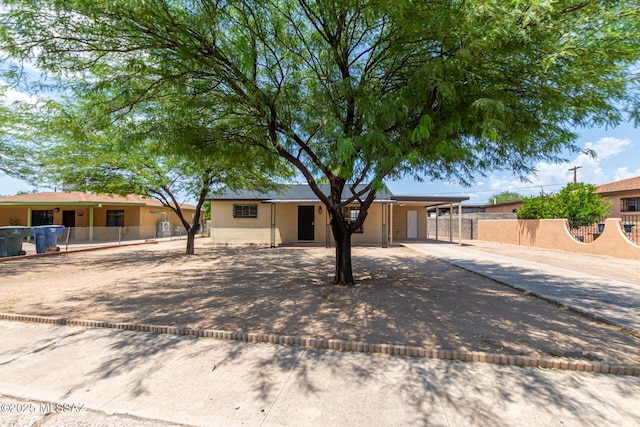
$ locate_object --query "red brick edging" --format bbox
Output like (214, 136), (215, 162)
(1, 312), (638, 377)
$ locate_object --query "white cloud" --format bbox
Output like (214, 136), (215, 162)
(1, 84), (38, 105)
(613, 166), (640, 181)
(524, 136), (635, 189)
(583, 137), (632, 161)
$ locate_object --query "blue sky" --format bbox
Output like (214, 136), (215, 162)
(2, 82), (638, 204)
(387, 120), (639, 204)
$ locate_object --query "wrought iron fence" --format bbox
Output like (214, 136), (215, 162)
(566, 216), (607, 243)
(621, 215), (639, 246)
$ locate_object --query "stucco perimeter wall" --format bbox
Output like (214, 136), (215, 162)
(478, 218), (640, 260)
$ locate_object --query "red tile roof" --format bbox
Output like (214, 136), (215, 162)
(0, 191), (198, 210)
(597, 176), (640, 195)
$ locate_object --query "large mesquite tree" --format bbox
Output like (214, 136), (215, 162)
(2, 0), (639, 284)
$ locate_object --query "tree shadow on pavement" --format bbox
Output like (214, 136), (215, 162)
(75, 327), (640, 426)
(3, 245), (640, 365)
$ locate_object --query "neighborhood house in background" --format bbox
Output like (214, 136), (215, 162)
(0, 191), (203, 242)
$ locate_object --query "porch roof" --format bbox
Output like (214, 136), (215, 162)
(391, 195), (469, 207)
(212, 184), (469, 206)
(0, 191), (198, 210)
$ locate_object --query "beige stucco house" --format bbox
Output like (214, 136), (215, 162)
(0, 191), (201, 241)
(209, 184), (468, 247)
(597, 176), (640, 218)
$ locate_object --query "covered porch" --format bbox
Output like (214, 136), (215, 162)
(265, 195), (469, 248)
(390, 196), (470, 245)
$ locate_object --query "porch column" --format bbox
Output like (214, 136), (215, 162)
(458, 203), (463, 246)
(425, 208), (429, 239)
(435, 209), (439, 241)
(270, 203), (276, 248)
(389, 203), (393, 245)
(27, 206), (32, 242)
(89, 207), (94, 242)
(449, 204), (453, 243)
(381, 203), (387, 248)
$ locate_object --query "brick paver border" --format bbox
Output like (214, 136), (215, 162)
(1, 312), (638, 377)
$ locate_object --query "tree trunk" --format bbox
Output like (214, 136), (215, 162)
(331, 214), (355, 286)
(186, 228), (195, 255)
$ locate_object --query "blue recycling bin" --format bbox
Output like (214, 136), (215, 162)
(0, 226), (31, 257)
(31, 225), (65, 254)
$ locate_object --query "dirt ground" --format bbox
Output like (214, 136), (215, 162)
(1, 239), (639, 365)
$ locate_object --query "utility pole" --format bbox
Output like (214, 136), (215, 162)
(568, 165), (582, 184)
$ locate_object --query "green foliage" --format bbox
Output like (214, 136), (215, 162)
(202, 201), (211, 221)
(2, 0), (638, 190)
(2, 0), (639, 280)
(517, 183), (611, 224)
(488, 191), (524, 205)
(0, 87), (35, 180)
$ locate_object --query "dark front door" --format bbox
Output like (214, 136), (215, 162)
(298, 206), (315, 241)
(62, 210), (76, 228)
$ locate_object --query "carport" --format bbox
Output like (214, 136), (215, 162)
(389, 195), (470, 245)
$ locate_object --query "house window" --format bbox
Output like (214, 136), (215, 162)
(349, 208), (364, 233)
(106, 210), (125, 227)
(32, 210), (54, 226)
(233, 204), (258, 218)
(621, 197), (640, 212)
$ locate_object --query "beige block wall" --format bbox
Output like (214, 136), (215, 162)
(351, 203), (386, 245)
(211, 201), (274, 244)
(392, 205), (427, 240)
(478, 218), (640, 260)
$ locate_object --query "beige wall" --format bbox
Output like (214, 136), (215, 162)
(392, 205), (428, 240)
(0, 207), (28, 226)
(478, 218), (640, 260)
(211, 201), (274, 244)
(484, 202), (521, 214)
(604, 190), (640, 218)
(211, 201), (389, 245)
(0, 204), (199, 229)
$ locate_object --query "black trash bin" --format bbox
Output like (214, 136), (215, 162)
(0, 226), (31, 257)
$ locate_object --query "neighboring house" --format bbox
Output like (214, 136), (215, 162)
(0, 191), (201, 241)
(483, 200), (522, 214)
(208, 184), (468, 247)
(597, 176), (640, 218)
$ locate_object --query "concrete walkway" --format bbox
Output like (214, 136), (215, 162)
(402, 240), (640, 335)
(1, 321), (640, 427)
